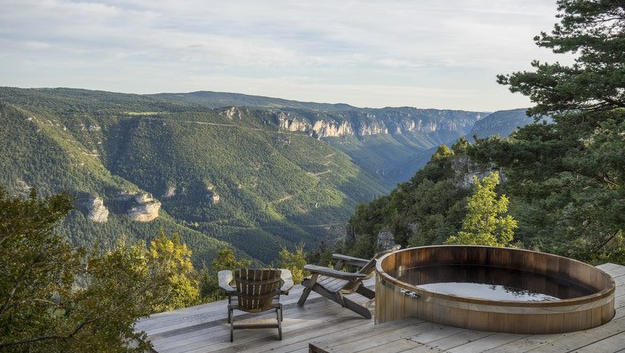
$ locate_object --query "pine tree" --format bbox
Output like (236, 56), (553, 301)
(446, 172), (517, 247)
(276, 245), (308, 284)
(199, 248), (251, 301)
(472, 0), (625, 261)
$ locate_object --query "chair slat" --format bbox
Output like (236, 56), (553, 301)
(229, 268), (284, 341)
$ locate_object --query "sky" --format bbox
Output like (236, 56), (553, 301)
(0, 0), (569, 111)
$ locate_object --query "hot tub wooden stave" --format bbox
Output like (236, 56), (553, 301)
(375, 245), (615, 334)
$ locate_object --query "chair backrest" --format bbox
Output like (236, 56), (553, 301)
(234, 268), (282, 312)
(358, 245), (401, 277)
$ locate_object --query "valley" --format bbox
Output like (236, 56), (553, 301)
(0, 87), (530, 265)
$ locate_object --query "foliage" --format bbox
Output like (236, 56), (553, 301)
(0, 188), (201, 352)
(275, 245), (309, 284)
(146, 231), (200, 312)
(473, 0), (625, 262)
(0, 86), (520, 266)
(344, 140), (473, 259)
(446, 172), (517, 247)
(199, 248), (251, 302)
(305, 240), (341, 267)
(496, 0), (625, 116)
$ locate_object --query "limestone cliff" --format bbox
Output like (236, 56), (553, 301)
(87, 197), (109, 223)
(128, 193), (161, 222)
(274, 108), (484, 139)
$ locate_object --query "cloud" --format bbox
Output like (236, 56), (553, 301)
(0, 0), (562, 110)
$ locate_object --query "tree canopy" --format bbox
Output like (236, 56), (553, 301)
(343, 1), (625, 263)
(0, 188), (200, 352)
(497, 0), (625, 116)
(446, 172), (517, 247)
(474, 0), (625, 261)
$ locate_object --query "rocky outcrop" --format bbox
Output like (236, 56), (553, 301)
(115, 190), (136, 201)
(209, 193), (220, 204)
(128, 201), (161, 222)
(377, 229), (398, 252)
(205, 183), (220, 204)
(450, 155), (495, 189)
(134, 193), (154, 203)
(274, 108), (483, 139)
(163, 186), (176, 198)
(128, 193), (160, 222)
(222, 107), (243, 120)
(87, 197), (109, 223)
(276, 112), (311, 132)
(312, 120), (354, 137)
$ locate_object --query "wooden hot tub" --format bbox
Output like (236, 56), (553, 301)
(375, 245), (615, 334)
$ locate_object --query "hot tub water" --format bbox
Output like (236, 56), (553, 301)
(396, 264), (593, 301)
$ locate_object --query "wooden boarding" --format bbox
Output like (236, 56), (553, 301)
(137, 263), (625, 353)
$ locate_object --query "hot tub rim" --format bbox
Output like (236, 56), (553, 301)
(375, 245), (616, 308)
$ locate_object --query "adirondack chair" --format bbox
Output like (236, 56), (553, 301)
(218, 268), (294, 306)
(222, 268), (289, 342)
(297, 246), (400, 319)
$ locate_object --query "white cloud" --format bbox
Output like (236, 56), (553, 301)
(0, 0), (563, 110)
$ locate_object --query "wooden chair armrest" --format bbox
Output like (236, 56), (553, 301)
(331, 254), (370, 268)
(279, 269), (294, 294)
(303, 265), (368, 280)
(218, 270), (235, 294)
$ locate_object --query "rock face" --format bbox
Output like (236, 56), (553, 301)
(87, 197), (109, 223)
(450, 155), (493, 189)
(128, 193), (161, 222)
(204, 182), (220, 204)
(128, 201), (161, 222)
(163, 186), (176, 198)
(135, 193), (154, 203)
(274, 108), (483, 139)
(222, 107), (242, 120)
(377, 229), (397, 252)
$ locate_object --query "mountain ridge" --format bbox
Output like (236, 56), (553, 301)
(0, 87), (531, 265)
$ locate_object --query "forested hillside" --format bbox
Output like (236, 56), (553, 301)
(0, 87), (528, 265)
(344, 0), (625, 265)
(469, 108), (536, 139)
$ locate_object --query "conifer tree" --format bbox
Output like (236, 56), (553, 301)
(276, 245), (308, 284)
(199, 248), (251, 301)
(446, 172), (517, 247)
(472, 0), (625, 261)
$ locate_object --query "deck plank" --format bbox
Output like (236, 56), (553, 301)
(426, 330), (499, 351)
(310, 318), (423, 352)
(570, 331), (625, 353)
(137, 264), (625, 353)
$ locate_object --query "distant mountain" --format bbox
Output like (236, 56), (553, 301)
(469, 108), (534, 139)
(156, 92), (489, 188)
(153, 91), (356, 111)
(0, 87), (528, 265)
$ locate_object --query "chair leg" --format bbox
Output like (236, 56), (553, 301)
(229, 307), (234, 342)
(342, 296), (372, 319)
(355, 285), (375, 300)
(277, 305), (283, 340)
(297, 277), (314, 306)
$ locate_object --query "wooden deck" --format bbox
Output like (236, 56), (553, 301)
(136, 263), (625, 353)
